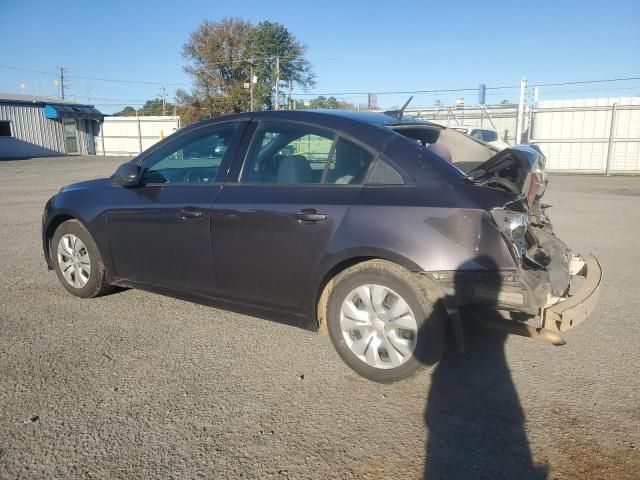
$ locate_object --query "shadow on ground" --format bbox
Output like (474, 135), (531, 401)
(418, 256), (548, 480)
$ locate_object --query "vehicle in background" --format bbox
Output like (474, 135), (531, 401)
(450, 125), (511, 150)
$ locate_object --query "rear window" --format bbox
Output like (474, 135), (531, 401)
(470, 129), (498, 142)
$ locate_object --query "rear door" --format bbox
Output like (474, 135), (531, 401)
(107, 121), (246, 294)
(210, 120), (376, 311)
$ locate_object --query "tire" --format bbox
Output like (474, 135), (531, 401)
(325, 259), (447, 383)
(51, 219), (112, 298)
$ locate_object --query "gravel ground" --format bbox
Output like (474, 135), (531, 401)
(0, 155), (638, 479)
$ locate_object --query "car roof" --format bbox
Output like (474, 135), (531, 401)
(301, 109), (433, 126)
(193, 109), (433, 128)
(191, 109), (428, 153)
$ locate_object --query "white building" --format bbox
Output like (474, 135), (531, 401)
(0, 93), (103, 158)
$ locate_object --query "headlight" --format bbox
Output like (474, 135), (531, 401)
(491, 208), (528, 264)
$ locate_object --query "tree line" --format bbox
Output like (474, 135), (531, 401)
(115, 18), (359, 124)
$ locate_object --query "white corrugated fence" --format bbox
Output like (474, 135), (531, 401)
(95, 115), (181, 156)
(530, 97), (640, 173)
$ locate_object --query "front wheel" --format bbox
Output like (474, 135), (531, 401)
(326, 260), (447, 383)
(51, 220), (112, 298)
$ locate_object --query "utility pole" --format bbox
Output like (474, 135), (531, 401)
(287, 79), (293, 110)
(57, 66), (67, 99)
(274, 56), (280, 110)
(160, 86), (167, 115)
(250, 63), (254, 111)
(515, 76), (527, 145)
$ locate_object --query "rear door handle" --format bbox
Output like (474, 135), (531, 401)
(180, 207), (203, 220)
(293, 209), (327, 223)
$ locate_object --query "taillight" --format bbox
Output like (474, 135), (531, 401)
(490, 208), (529, 265)
(527, 172), (539, 206)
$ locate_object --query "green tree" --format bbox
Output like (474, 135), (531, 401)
(113, 106), (137, 117)
(300, 95), (357, 110)
(177, 18), (316, 123)
(250, 21), (315, 110)
(139, 98), (175, 116)
(114, 99), (176, 117)
(179, 18), (255, 120)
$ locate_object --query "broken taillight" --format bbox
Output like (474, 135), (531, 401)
(491, 208), (529, 265)
(527, 172), (540, 206)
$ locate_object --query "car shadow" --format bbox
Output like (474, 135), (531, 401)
(416, 256), (548, 480)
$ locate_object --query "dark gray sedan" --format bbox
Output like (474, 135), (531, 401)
(42, 110), (602, 382)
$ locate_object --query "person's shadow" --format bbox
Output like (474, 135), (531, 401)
(416, 256), (548, 480)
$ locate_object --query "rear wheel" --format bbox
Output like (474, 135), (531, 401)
(326, 260), (447, 383)
(51, 220), (112, 298)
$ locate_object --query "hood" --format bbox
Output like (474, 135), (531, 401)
(467, 145), (547, 203)
(59, 177), (113, 193)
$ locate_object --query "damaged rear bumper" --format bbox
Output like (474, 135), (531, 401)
(541, 254), (603, 334)
(425, 252), (603, 345)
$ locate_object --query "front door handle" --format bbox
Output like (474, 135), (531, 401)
(293, 209), (327, 223)
(180, 207), (203, 220)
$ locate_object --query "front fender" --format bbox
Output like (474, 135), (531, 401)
(42, 186), (115, 277)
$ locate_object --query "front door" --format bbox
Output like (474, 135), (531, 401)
(210, 120), (375, 310)
(107, 121), (246, 294)
(63, 119), (79, 153)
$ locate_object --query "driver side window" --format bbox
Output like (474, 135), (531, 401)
(141, 123), (240, 184)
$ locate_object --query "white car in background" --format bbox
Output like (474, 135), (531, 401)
(451, 126), (511, 150)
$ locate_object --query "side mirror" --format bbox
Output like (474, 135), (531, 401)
(113, 162), (141, 187)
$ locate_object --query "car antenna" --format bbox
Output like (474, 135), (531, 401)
(384, 96), (413, 121)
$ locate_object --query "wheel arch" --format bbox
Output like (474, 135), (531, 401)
(44, 213), (78, 268)
(43, 212), (101, 270)
(311, 249), (423, 334)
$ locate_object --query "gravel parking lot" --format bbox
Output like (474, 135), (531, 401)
(0, 155), (638, 479)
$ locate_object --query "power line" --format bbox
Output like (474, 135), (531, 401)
(291, 85), (521, 97)
(2, 63), (639, 98)
(531, 85), (640, 95)
(66, 94), (150, 102)
(530, 76), (640, 88)
(0, 65), (59, 76)
(67, 73), (190, 86)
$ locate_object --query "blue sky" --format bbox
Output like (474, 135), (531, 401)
(1, 0), (639, 113)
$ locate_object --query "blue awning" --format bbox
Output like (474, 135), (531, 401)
(44, 104), (103, 121)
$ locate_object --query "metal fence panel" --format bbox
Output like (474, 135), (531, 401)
(95, 116), (181, 156)
(405, 105), (519, 144)
(530, 97), (640, 173)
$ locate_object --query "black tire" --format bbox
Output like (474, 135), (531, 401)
(326, 259), (447, 383)
(51, 219), (112, 298)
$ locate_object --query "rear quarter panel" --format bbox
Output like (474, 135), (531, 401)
(307, 183), (517, 311)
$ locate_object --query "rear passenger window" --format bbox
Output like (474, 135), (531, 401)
(366, 158), (405, 185)
(324, 138), (374, 185)
(242, 123), (335, 184)
(241, 122), (374, 186)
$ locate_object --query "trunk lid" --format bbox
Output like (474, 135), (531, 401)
(466, 145), (548, 204)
